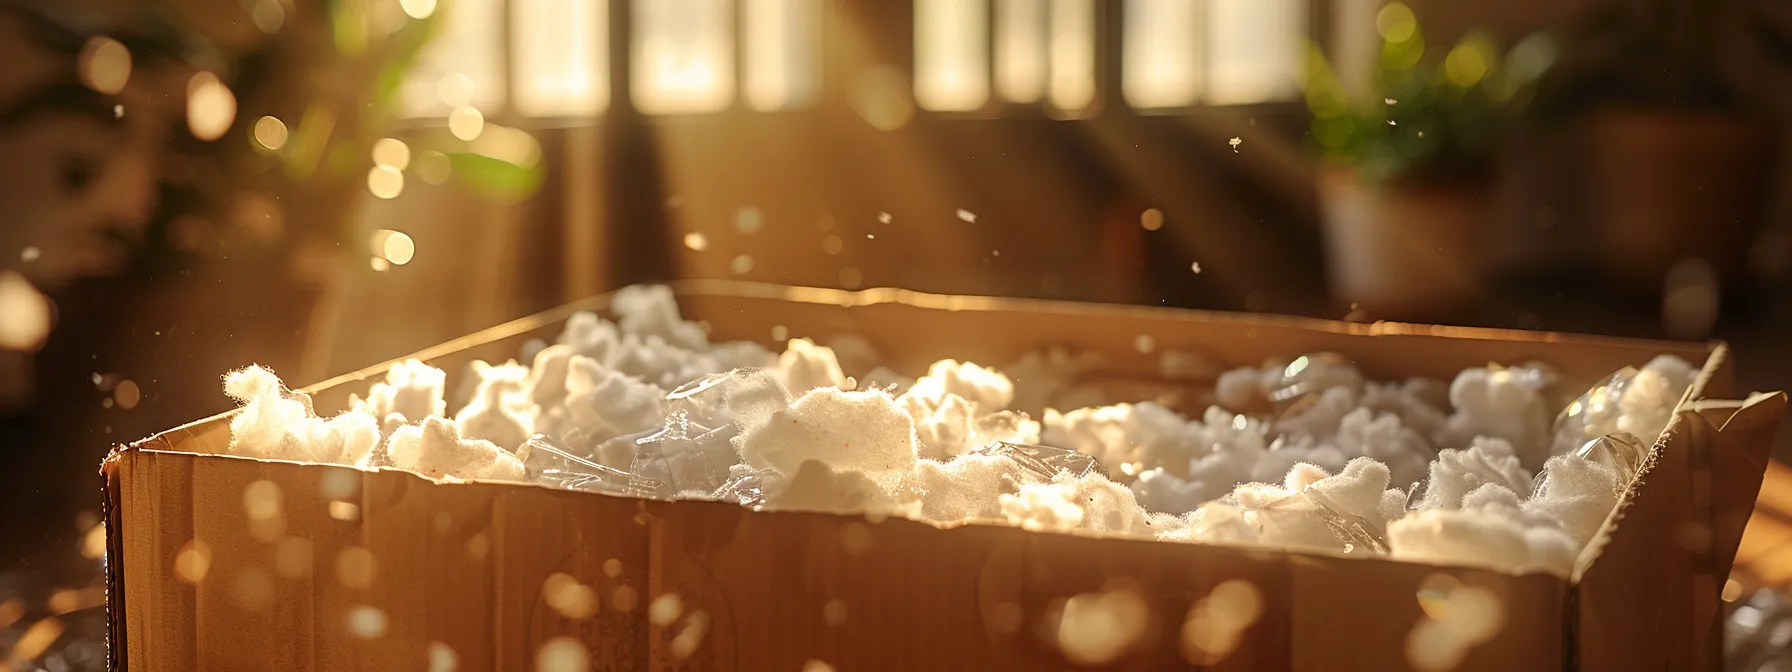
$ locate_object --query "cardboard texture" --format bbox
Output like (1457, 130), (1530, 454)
(103, 282), (1786, 671)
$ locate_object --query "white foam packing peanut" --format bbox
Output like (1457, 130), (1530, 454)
(561, 355), (666, 442)
(387, 416), (526, 481)
(1437, 362), (1557, 470)
(348, 358), (449, 432)
(224, 365), (380, 465)
(899, 360), (1038, 460)
(214, 284), (1702, 579)
(777, 338), (848, 393)
(453, 359), (535, 452)
(738, 387), (920, 476)
(1415, 437), (1533, 510)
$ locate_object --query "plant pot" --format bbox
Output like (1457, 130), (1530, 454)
(1319, 168), (1489, 319)
(1586, 111), (1770, 294)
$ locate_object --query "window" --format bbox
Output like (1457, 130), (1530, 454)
(1122, 0), (1308, 110)
(1122, 0), (1203, 109)
(402, 0), (507, 117)
(913, 0), (990, 112)
(511, 0), (609, 117)
(631, 0), (736, 114)
(743, 0), (822, 111)
(1205, 0), (1306, 105)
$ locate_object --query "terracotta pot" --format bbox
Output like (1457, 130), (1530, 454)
(1319, 168), (1489, 319)
(1586, 112), (1770, 294)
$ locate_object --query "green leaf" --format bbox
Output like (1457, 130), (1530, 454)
(448, 153), (544, 202)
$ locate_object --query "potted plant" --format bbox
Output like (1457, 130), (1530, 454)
(1527, 0), (1775, 296)
(1304, 3), (1556, 319)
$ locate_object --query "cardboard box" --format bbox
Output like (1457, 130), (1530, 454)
(103, 281), (1786, 670)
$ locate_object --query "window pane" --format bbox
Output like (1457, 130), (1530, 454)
(1206, 0), (1305, 104)
(632, 0), (735, 114)
(914, 0), (990, 112)
(1047, 0), (1095, 112)
(1122, 0), (1202, 110)
(402, 0), (507, 117)
(995, 0), (1047, 104)
(744, 0), (822, 111)
(512, 0), (609, 117)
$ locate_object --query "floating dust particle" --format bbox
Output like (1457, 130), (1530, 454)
(429, 641), (459, 672)
(20, 246), (40, 262)
(232, 567), (275, 611)
(840, 522), (873, 555)
(372, 138), (411, 170)
(401, 0), (438, 20)
(730, 255), (754, 275)
(78, 37), (131, 95)
(417, 150), (451, 184)
(735, 207), (765, 234)
(336, 547), (377, 590)
(47, 587), (104, 614)
(683, 232), (709, 251)
(275, 536), (314, 577)
(370, 257), (390, 272)
(802, 660), (835, 672)
(329, 501), (361, 521)
(368, 166), (405, 199)
(1179, 579), (1263, 665)
(822, 599), (847, 626)
(1140, 209), (1164, 231)
(253, 116), (289, 151)
(0, 271), (53, 352)
(186, 72), (237, 141)
(80, 523), (106, 559)
(1406, 619), (1466, 671)
(603, 558), (622, 578)
(956, 209), (977, 223)
(612, 585), (639, 612)
(250, 0), (285, 32)
(1228, 137), (1241, 152)
(771, 325), (789, 342)
(543, 573), (599, 619)
(670, 611), (710, 659)
(348, 605), (389, 639)
(320, 469), (359, 499)
(449, 106), (485, 141)
(243, 480), (283, 522)
(465, 532), (490, 561)
(1057, 587), (1150, 666)
(536, 637), (590, 672)
(1190, 261), (1202, 274)
(1134, 334), (1155, 354)
(1416, 574), (1461, 620)
(175, 539), (213, 583)
(649, 593), (683, 627)
(877, 212), (892, 224)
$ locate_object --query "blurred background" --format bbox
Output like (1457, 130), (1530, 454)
(3, 0), (1792, 667)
